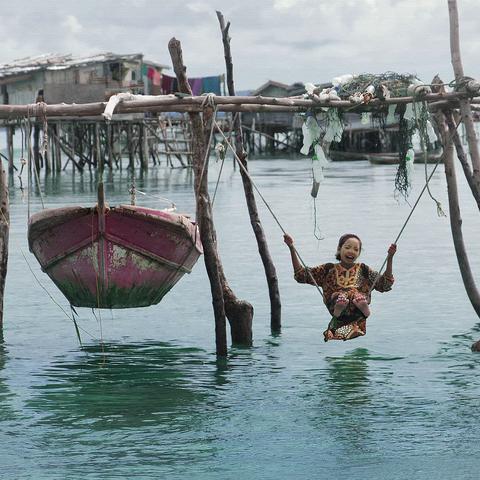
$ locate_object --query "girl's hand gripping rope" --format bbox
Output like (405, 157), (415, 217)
(387, 243), (397, 259)
(283, 233), (294, 248)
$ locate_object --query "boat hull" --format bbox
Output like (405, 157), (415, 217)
(28, 205), (203, 309)
(368, 151), (443, 165)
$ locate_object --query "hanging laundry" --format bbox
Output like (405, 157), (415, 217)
(201, 76), (222, 95)
(152, 70), (162, 86)
(147, 67), (155, 80)
(161, 74), (175, 94)
(188, 78), (203, 95)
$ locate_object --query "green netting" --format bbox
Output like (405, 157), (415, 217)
(336, 72), (419, 99)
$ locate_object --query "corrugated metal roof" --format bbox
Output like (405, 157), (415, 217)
(0, 52), (169, 78)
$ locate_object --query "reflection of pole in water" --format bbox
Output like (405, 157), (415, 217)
(0, 341), (17, 422)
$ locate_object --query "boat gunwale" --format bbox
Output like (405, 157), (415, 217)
(28, 204), (202, 254)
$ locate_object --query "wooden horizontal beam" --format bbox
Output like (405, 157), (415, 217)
(0, 91), (478, 119)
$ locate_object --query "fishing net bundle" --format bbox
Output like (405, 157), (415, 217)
(300, 72), (437, 199)
(336, 72), (419, 100)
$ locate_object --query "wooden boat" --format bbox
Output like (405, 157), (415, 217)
(327, 150), (370, 161)
(368, 150), (443, 165)
(28, 202), (203, 309)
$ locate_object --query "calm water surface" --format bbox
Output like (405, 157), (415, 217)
(1, 156), (480, 479)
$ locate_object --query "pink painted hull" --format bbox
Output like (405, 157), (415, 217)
(28, 204), (203, 309)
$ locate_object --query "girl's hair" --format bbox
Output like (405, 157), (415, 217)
(335, 233), (362, 260)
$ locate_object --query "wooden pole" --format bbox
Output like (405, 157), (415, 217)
(53, 122), (62, 172)
(43, 126), (51, 174)
(71, 123), (77, 170)
(33, 123), (41, 173)
(217, 10), (281, 335)
(448, 0), (480, 188)
(444, 111), (480, 209)
(126, 123), (134, 171)
(0, 91), (477, 119)
(6, 126), (14, 175)
(0, 158), (9, 331)
(446, 1), (480, 350)
(434, 109), (480, 321)
(95, 123), (100, 170)
(107, 123), (113, 170)
(169, 37), (228, 357)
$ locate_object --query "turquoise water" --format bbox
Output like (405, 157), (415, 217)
(2, 156), (480, 479)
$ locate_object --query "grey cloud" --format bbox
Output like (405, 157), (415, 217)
(1, 0), (479, 90)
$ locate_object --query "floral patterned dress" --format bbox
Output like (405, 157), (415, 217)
(294, 262), (394, 341)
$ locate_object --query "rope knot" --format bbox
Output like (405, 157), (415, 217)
(201, 93), (217, 108)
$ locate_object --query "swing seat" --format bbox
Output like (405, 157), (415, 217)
(324, 316), (367, 342)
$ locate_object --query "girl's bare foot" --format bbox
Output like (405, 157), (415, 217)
(353, 294), (370, 317)
(333, 294), (348, 317)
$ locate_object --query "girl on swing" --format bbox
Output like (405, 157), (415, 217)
(284, 233), (397, 341)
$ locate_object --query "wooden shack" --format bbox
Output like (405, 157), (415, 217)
(242, 80), (306, 154)
(0, 52), (170, 106)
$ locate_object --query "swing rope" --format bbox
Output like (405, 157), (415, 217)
(213, 111), (461, 304)
(367, 113), (462, 295)
(213, 118), (325, 298)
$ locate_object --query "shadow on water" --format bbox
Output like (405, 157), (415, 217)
(26, 341), (220, 430)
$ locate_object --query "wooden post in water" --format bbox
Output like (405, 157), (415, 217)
(445, 0), (480, 350)
(94, 123), (100, 170)
(169, 37), (229, 357)
(434, 107), (480, 320)
(107, 123), (113, 169)
(43, 125), (51, 174)
(0, 158), (9, 331)
(6, 126), (14, 175)
(142, 122), (149, 170)
(33, 123), (41, 173)
(127, 123), (135, 171)
(217, 10), (281, 336)
(54, 122), (62, 172)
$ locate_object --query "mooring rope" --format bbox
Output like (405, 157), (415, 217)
(132, 188), (176, 209)
(20, 248), (97, 342)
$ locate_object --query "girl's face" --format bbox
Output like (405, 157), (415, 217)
(338, 237), (361, 266)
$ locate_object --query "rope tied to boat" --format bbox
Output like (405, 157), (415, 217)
(131, 188), (176, 210)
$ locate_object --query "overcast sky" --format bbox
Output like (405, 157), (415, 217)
(2, 0), (479, 90)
